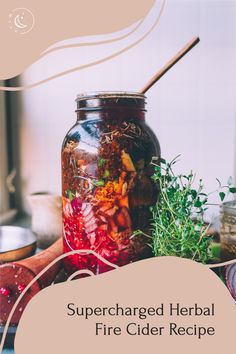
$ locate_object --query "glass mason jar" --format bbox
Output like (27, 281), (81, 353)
(220, 201), (236, 260)
(61, 92), (160, 274)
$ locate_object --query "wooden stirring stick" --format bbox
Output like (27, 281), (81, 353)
(139, 36), (200, 94)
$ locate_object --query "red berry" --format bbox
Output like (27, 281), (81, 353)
(18, 284), (26, 293)
(0, 287), (10, 296)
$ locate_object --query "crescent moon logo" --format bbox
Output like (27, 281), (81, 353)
(8, 8), (35, 34)
(14, 14), (28, 29)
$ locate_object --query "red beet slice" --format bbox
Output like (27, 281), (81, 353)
(71, 197), (82, 212)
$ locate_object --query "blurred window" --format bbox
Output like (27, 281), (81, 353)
(0, 83), (16, 223)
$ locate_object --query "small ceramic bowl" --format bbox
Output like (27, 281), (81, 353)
(0, 226), (36, 262)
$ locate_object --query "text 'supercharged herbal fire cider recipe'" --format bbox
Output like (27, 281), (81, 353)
(66, 302), (216, 339)
(61, 92), (160, 274)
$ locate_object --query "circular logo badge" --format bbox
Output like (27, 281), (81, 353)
(8, 8), (35, 34)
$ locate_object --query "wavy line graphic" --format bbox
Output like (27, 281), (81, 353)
(0, 0), (166, 92)
(67, 269), (95, 280)
(207, 258), (236, 268)
(39, 18), (145, 58)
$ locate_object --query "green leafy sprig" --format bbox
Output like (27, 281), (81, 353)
(150, 156), (236, 263)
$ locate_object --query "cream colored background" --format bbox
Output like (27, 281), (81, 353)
(14, 257), (236, 353)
